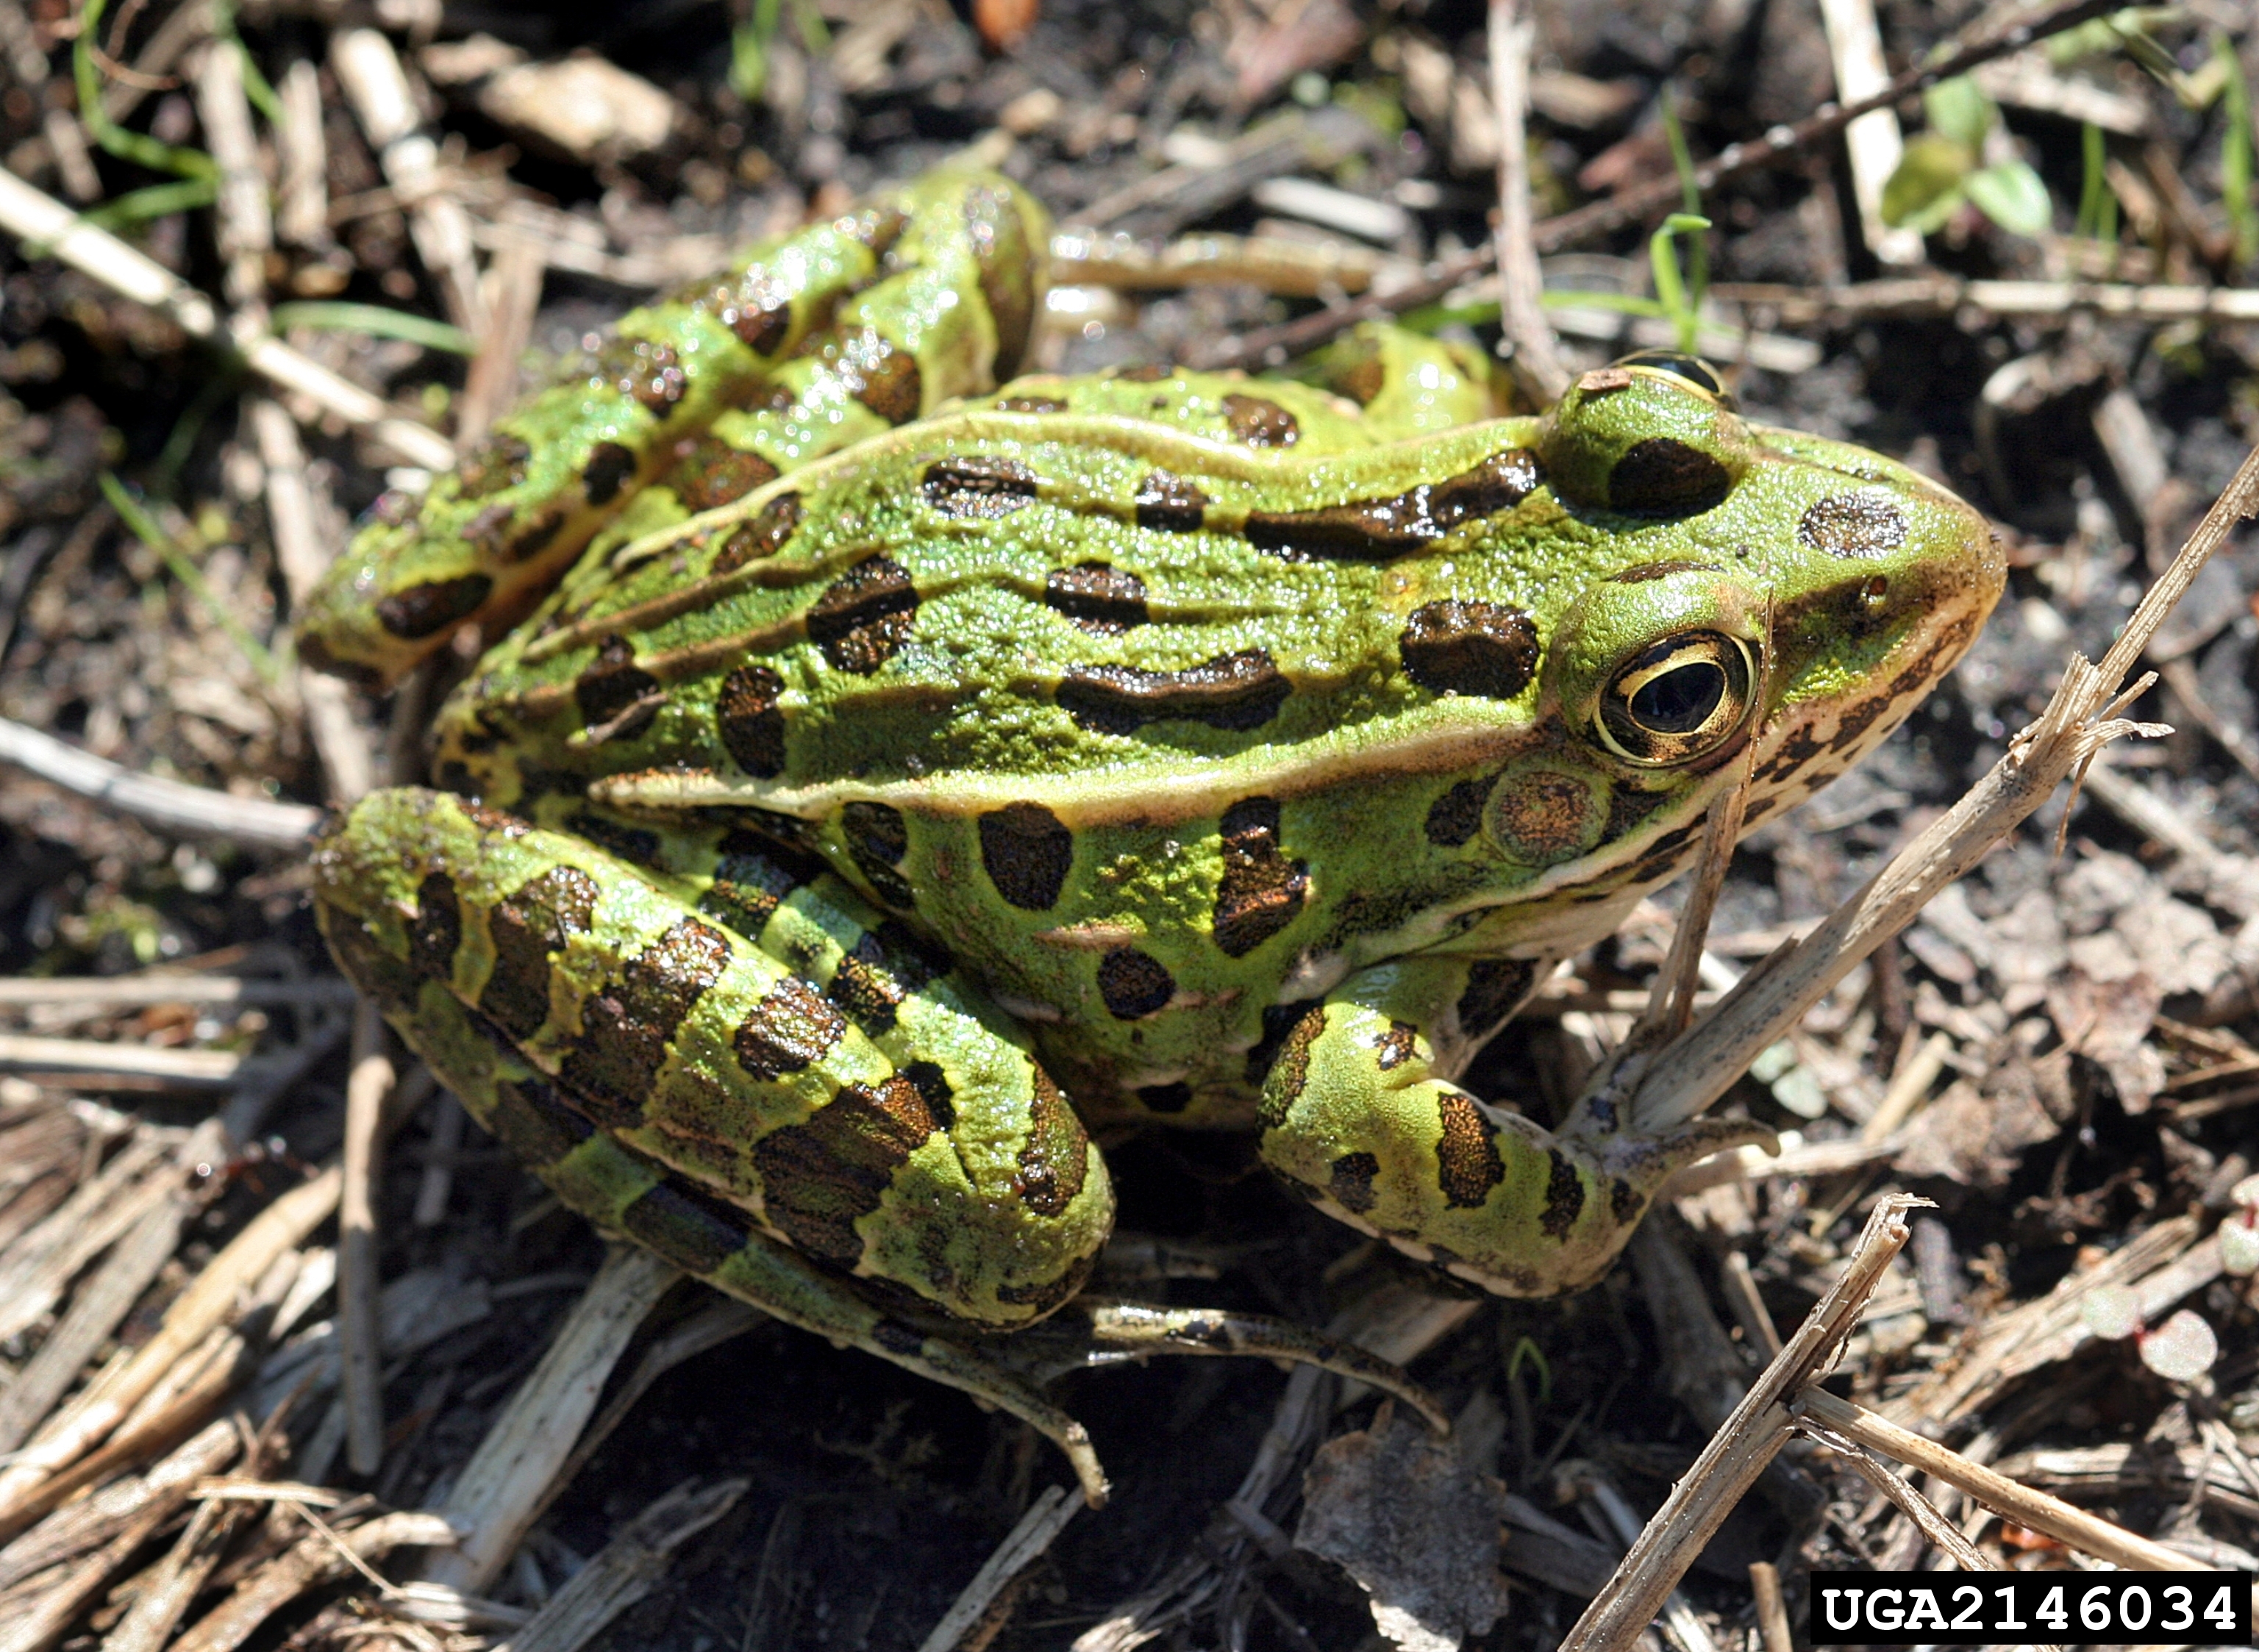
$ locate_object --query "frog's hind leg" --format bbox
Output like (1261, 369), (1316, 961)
(400, 998), (1113, 1501)
(310, 786), (1118, 1501)
(1255, 957), (1771, 1298)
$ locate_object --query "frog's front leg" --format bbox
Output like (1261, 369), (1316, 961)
(1255, 959), (1771, 1296)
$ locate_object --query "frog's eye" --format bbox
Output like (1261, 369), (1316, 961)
(1612, 351), (1736, 409)
(1596, 632), (1754, 765)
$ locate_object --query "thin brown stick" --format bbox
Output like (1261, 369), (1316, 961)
(0, 167), (454, 469)
(1630, 749), (1752, 1049)
(0, 1167), (338, 1526)
(340, 1002), (393, 1476)
(1556, 1193), (1921, 1652)
(917, 1486), (1082, 1652)
(1748, 1562), (1792, 1652)
(415, 1245), (679, 1595)
(1485, 0), (1566, 407)
(0, 717), (322, 847)
(1797, 1389), (2210, 1571)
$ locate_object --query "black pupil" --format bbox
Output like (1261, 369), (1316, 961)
(1631, 661), (1726, 732)
(1622, 353), (1721, 396)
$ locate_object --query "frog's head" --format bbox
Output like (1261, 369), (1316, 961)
(1441, 353), (2002, 915)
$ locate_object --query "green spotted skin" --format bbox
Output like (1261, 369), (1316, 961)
(305, 168), (2005, 1503)
(298, 170), (1049, 688)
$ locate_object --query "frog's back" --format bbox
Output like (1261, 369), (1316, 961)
(434, 357), (1999, 1125)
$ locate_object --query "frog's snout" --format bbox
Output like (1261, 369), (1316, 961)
(1538, 352), (1755, 519)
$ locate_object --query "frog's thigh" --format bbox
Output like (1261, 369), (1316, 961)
(363, 979), (1110, 1506)
(310, 788), (1113, 1331)
(1255, 958), (1764, 1297)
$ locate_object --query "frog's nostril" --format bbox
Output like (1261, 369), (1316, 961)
(1607, 438), (1732, 518)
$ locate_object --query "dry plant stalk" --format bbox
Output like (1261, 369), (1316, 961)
(1798, 1390), (2209, 1572)
(1484, 0), (1568, 406)
(0, 167), (452, 469)
(1555, 1193), (1922, 1652)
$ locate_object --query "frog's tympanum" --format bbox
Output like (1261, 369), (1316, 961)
(302, 170), (2002, 1502)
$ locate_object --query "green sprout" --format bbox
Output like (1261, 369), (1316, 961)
(2075, 121), (2120, 243)
(1881, 75), (2051, 237)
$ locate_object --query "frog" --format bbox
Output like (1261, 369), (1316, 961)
(301, 167), (2004, 1506)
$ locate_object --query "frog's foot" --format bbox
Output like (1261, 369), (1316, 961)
(1007, 1300), (1452, 1434)
(1255, 960), (1773, 1298)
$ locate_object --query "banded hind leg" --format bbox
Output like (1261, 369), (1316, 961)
(1256, 956), (1771, 1297)
(311, 789), (1445, 1501)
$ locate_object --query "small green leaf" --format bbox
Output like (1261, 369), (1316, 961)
(1965, 160), (2054, 235)
(1882, 132), (1975, 227)
(1922, 75), (1996, 150)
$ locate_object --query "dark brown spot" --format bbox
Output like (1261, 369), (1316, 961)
(456, 433), (531, 499)
(1434, 1091), (1505, 1208)
(619, 1177), (749, 1274)
(901, 1059), (955, 1131)
(1056, 650), (1289, 736)
(1096, 948), (1174, 1019)
(593, 337), (688, 415)
(845, 331), (922, 424)
(504, 508), (566, 564)
(376, 575), (490, 640)
(1399, 601), (1540, 699)
(1332, 348), (1386, 407)
(965, 183), (1040, 376)
(410, 873), (461, 983)
(924, 456), (1039, 519)
(1133, 471), (1210, 533)
(1425, 777), (1491, 848)
(1116, 362), (1171, 383)
(1135, 1081), (1191, 1114)
(752, 1073), (940, 1264)
(1600, 782), (1671, 846)
(734, 975), (847, 1079)
(710, 492), (802, 574)
(1455, 958), (1537, 1040)
(1373, 1021), (1419, 1071)
(1752, 723), (1825, 786)
(482, 866), (600, 1041)
(485, 1075), (594, 1168)
(1016, 1068), (1088, 1216)
(574, 815), (663, 872)
(460, 801), (531, 837)
(716, 664), (787, 777)
(979, 802), (1073, 911)
(1246, 450), (1541, 562)
(1221, 394), (1299, 448)
(1610, 1178), (1641, 1223)
(574, 634), (663, 743)
(1045, 562), (1148, 633)
(868, 1319), (925, 1354)
(807, 556), (918, 674)
(1610, 558), (1723, 583)
(698, 830), (805, 936)
(463, 502), (515, 559)
(1330, 1151), (1381, 1212)
(1538, 1149), (1585, 1237)
(1257, 1006), (1327, 1126)
(1798, 493), (1909, 559)
(1212, 797), (1307, 957)
(583, 441), (638, 506)
(826, 928), (927, 1036)
(1246, 1002), (1313, 1088)
(845, 201), (911, 255)
(996, 393), (1068, 413)
(1608, 437), (1732, 517)
(719, 286), (792, 355)
(669, 435), (780, 512)
(560, 918), (731, 1126)
(840, 801), (915, 908)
